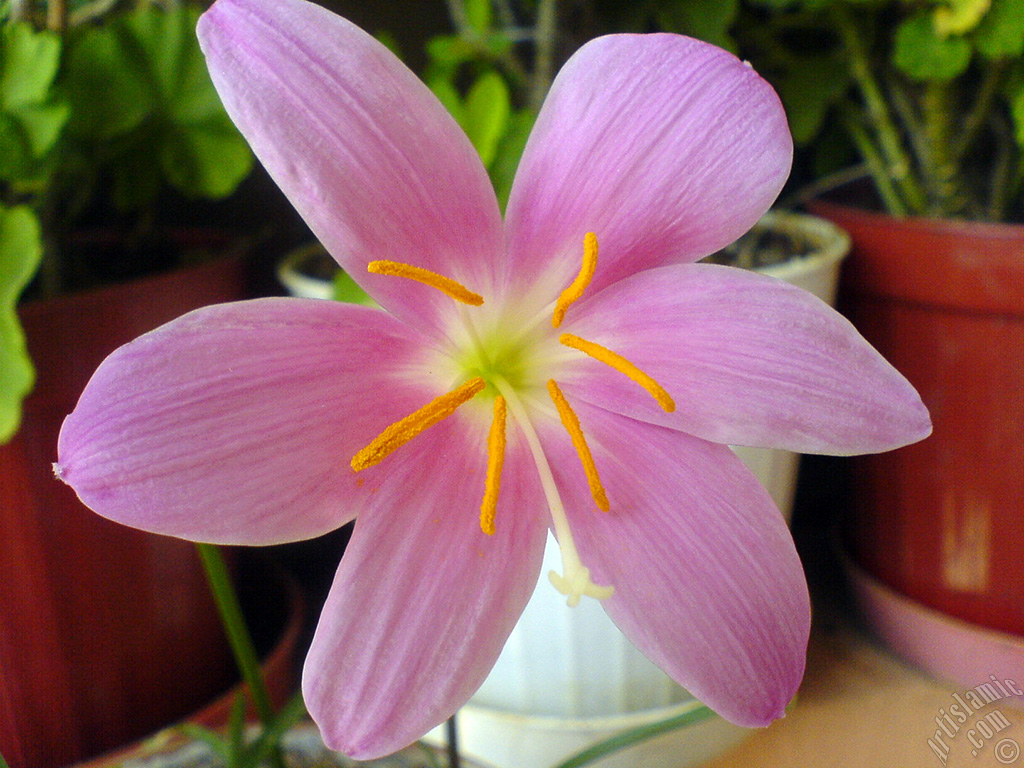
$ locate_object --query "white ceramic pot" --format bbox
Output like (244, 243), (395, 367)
(428, 211), (850, 768)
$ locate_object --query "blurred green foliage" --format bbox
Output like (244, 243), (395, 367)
(0, 0), (253, 442)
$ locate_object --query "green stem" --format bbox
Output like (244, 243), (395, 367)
(885, 76), (932, 194)
(988, 113), (1015, 221)
(530, 0), (558, 110)
(0, 747), (9, 768)
(45, 0), (65, 31)
(9, 0), (29, 22)
(550, 702), (716, 768)
(831, 4), (926, 213)
(195, 544), (275, 726)
(838, 104), (909, 216)
(444, 0), (469, 34)
(954, 59), (1006, 162)
(921, 80), (963, 216)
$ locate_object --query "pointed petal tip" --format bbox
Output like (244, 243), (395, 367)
(301, 668), (430, 761)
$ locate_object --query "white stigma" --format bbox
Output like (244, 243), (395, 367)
(492, 376), (615, 607)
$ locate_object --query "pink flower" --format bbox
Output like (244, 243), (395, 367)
(56, 0), (931, 758)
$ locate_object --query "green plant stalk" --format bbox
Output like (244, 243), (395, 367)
(46, 0), (66, 31)
(550, 702), (716, 768)
(530, 0), (558, 110)
(830, 4), (926, 215)
(886, 75), (935, 199)
(195, 543), (275, 725)
(9, 0), (29, 22)
(444, 0), (470, 35)
(0, 747), (9, 768)
(954, 60), (1005, 162)
(921, 80), (963, 216)
(988, 113), (1016, 220)
(838, 104), (909, 216)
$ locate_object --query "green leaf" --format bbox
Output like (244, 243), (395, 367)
(375, 30), (402, 58)
(465, 0), (492, 34)
(178, 723), (231, 759)
(428, 76), (466, 125)
(776, 54), (850, 144)
(0, 23), (61, 110)
(110, 137), (163, 211)
(462, 71), (510, 167)
(425, 34), (476, 71)
(0, 114), (29, 179)
(122, 4), (191, 106)
(243, 692), (308, 767)
(0, 205), (42, 443)
(159, 113), (254, 199)
(490, 108), (536, 210)
(333, 269), (374, 305)
(124, 4), (223, 125)
(15, 101), (70, 158)
(656, 0), (738, 52)
(1010, 80), (1024, 146)
(973, 0), (1024, 58)
(893, 13), (972, 81)
(0, 22), (68, 174)
(746, 0), (801, 8)
(65, 23), (154, 139)
(933, 0), (992, 36)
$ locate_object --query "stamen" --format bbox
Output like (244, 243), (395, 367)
(559, 333), (676, 413)
(480, 395), (507, 536)
(546, 379), (609, 512)
(552, 232), (598, 328)
(351, 377), (485, 471)
(493, 376), (613, 606)
(368, 260), (484, 306)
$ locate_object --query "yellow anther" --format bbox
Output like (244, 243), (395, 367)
(552, 232), (598, 328)
(351, 377), (486, 471)
(559, 333), (676, 413)
(547, 379), (609, 512)
(480, 395), (507, 536)
(368, 260), (484, 306)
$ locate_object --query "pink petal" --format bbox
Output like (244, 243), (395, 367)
(504, 34), (791, 303)
(560, 263), (931, 454)
(198, 0), (504, 330)
(536, 402), (809, 726)
(56, 299), (443, 544)
(303, 417), (547, 759)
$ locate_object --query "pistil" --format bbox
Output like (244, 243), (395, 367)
(493, 376), (614, 606)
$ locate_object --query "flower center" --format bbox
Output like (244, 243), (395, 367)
(350, 234), (674, 605)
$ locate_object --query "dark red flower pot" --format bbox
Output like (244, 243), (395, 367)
(808, 190), (1024, 639)
(0, 246), (252, 768)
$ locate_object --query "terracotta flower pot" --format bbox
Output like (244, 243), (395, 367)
(808, 188), (1024, 639)
(0, 245), (252, 768)
(75, 561), (306, 768)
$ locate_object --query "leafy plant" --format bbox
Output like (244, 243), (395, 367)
(734, 0), (1024, 220)
(0, 0), (253, 442)
(401, 0), (556, 208)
